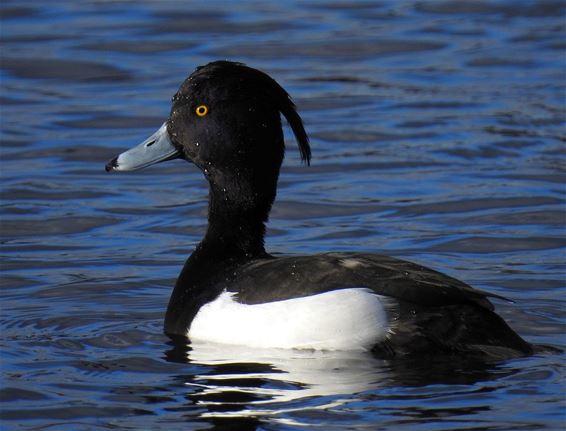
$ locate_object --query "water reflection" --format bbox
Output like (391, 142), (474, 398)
(165, 339), (515, 427)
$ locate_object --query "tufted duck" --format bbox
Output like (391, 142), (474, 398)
(106, 61), (533, 358)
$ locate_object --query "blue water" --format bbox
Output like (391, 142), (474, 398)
(1, 1), (565, 429)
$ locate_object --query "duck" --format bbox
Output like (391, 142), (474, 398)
(106, 60), (533, 358)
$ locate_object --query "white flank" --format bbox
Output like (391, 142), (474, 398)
(188, 288), (389, 351)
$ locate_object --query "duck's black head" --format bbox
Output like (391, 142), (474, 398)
(170, 61), (310, 173)
(107, 61), (309, 171)
(106, 61), (310, 256)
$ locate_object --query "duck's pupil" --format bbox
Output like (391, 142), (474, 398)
(196, 105), (208, 117)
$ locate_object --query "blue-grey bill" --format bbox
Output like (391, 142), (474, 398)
(105, 122), (180, 172)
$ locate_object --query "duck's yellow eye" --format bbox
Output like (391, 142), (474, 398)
(195, 105), (208, 117)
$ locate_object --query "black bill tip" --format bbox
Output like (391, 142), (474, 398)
(105, 156), (118, 172)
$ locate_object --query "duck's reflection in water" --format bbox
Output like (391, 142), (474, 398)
(165, 338), (513, 429)
(190, 342), (382, 407)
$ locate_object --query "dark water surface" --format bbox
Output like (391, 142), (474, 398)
(1, 0), (565, 430)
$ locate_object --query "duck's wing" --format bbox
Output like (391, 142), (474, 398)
(229, 252), (506, 310)
(223, 252), (533, 358)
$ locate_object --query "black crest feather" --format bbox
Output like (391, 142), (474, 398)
(279, 97), (311, 166)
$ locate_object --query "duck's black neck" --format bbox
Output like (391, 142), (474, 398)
(201, 176), (271, 259)
(164, 170), (277, 336)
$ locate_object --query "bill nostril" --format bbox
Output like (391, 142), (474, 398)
(145, 140), (156, 148)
